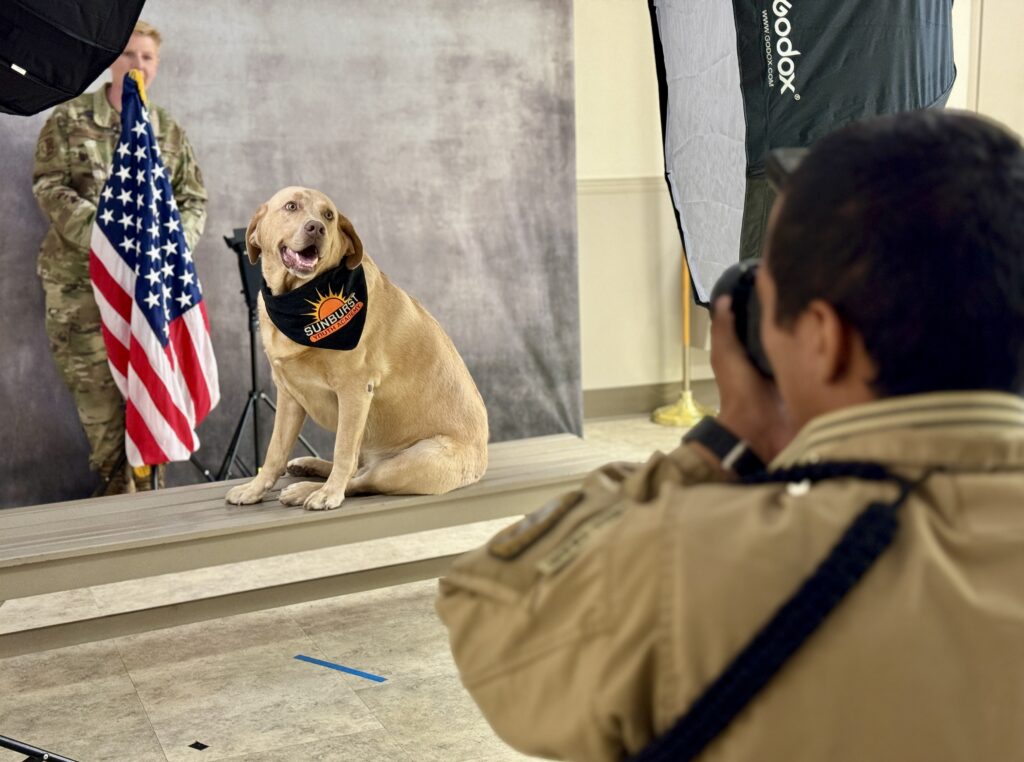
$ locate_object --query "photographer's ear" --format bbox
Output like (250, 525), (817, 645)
(245, 203), (267, 265)
(337, 213), (364, 270)
(803, 299), (851, 383)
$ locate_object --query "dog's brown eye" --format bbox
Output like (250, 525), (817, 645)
(324, 210), (334, 221)
(284, 201), (298, 212)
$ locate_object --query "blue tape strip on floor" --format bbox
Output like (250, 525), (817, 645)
(294, 654), (387, 682)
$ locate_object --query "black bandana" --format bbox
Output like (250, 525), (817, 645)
(261, 265), (368, 350)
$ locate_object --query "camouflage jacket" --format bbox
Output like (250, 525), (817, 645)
(32, 85), (207, 285)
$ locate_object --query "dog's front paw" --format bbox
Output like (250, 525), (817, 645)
(303, 485), (346, 511)
(279, 481), (322, 506)
(226, 480), (269, 505)
(286, 456), (333, 479)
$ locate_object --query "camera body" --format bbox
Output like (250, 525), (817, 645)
(709, 259), (773, 378)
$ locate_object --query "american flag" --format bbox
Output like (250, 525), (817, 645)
(89, 71), (219, 467)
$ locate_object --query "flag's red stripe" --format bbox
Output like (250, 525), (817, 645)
(88, 248), (133, 320)
(125, 401), (169, 464)
(128, 335), (196, 451)
(169, 314), (212, 422)
(99, 323), (130, 376)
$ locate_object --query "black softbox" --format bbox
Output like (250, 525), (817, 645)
(0, 0), (147, 116)
(649, 0), (955, 302)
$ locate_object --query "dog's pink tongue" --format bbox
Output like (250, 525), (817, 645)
(282, 246), (317, 273)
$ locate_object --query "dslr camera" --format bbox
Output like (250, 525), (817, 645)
(709, 259), (773, 378)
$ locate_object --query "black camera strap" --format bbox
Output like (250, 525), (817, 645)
(631, 461), (931, 762)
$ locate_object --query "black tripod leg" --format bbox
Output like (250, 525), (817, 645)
(259, 393), (321, 459)
(190, 454), (216, 482)
(91, 450), (128, 498)
(218, 393), (258, 480)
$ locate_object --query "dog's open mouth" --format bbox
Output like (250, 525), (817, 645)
(280, 244), (319, 274)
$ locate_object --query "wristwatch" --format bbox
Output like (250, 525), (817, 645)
(683, 416), (766, 477)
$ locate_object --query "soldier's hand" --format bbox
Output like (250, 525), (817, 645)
(710, 296), (795, 462)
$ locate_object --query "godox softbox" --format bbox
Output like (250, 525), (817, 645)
(0, 0), (147, 116)
(649, 0), (955, 302)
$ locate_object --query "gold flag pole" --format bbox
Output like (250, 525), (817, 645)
(128, 68), (148, 105)
(652, 253), (714, 427)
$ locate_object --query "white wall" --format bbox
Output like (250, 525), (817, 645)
(972, 0), (1024, 136)
(575, 0), (979, 393)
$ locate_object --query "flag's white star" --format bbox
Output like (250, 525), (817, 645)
(132, 121), (147, 137)
(118, 213), (134, 230)
(150, 199), (159, 216)
(134, 145), (148, 161)
(118, 236), (135, 252)
(135, 217), (143, 232)
(161, 241), (178, 256)
(148, 223), (160, 238)
(163, 218), (181, 233)
(169, 196), (179, 211)
(118, 188), (133, 205)
(176, 293), (193, 309)
(182, 248), (194, 264)
(179, 270), (195, 287)
(145, 291), (160, 309)
(116, 165), (131, 183)
(134, 263), (141, 275)
(153, 165), (166, 180)
(146, 247), (161, 262)
(99, 208), (114, 225)
(153, 185), (163, 201)
(135, 168), (146, 185)
(101, 186), (113, 203)
(145, 269), (162, 286)
(162, 262), (174, 279)
(162, 324), (169, 337)
(135, 192), (145, 208)
(116, 142), (130, 159)
(162, 285), (172, 300)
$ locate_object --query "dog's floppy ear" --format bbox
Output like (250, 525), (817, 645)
(245, 203), (268, 265)
(337, 213), (364, 269)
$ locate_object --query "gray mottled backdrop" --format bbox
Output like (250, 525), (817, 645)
(0, 0), (579, 508)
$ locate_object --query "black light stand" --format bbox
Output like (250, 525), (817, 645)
(0, 734), (78, 762)
(218, 229), (320, 480)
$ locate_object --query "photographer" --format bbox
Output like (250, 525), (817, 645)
(437, 110), (1024, 761)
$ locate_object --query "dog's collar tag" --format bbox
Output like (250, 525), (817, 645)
(261, 265), (368, 350)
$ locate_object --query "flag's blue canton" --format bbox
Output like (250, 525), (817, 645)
(94, 77), (201, 345)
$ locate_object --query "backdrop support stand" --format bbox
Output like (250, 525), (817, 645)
(0, 734), (78, 762)
(653, 252), (714, 427)
(218, 231), (321, 481)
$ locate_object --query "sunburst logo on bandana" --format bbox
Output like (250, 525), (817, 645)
(303, 286), (365, 343)
(262, 264), (368, 350)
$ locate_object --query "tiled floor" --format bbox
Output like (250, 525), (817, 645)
(0, 409), (712, 762)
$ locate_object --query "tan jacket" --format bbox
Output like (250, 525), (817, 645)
(437, 392), (1024, 761)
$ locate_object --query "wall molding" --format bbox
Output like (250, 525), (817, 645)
(577, 175), (668, 196)
(583, 377), (718, 420)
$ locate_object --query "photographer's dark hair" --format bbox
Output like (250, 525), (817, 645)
(767, 110), (1024, 396)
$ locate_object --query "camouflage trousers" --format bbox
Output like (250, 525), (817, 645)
(42, 278), (163, 495)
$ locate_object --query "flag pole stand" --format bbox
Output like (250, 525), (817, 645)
(652, 253), (714, 427)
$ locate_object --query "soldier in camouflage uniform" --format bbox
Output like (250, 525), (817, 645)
(32, 22), (207, 496)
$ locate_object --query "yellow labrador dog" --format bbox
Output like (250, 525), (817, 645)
(226, 187), (489, 510)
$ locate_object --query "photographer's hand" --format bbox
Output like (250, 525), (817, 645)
(707, 296), (796, 465)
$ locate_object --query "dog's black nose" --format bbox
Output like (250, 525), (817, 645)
(304, 219), (325, 237)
